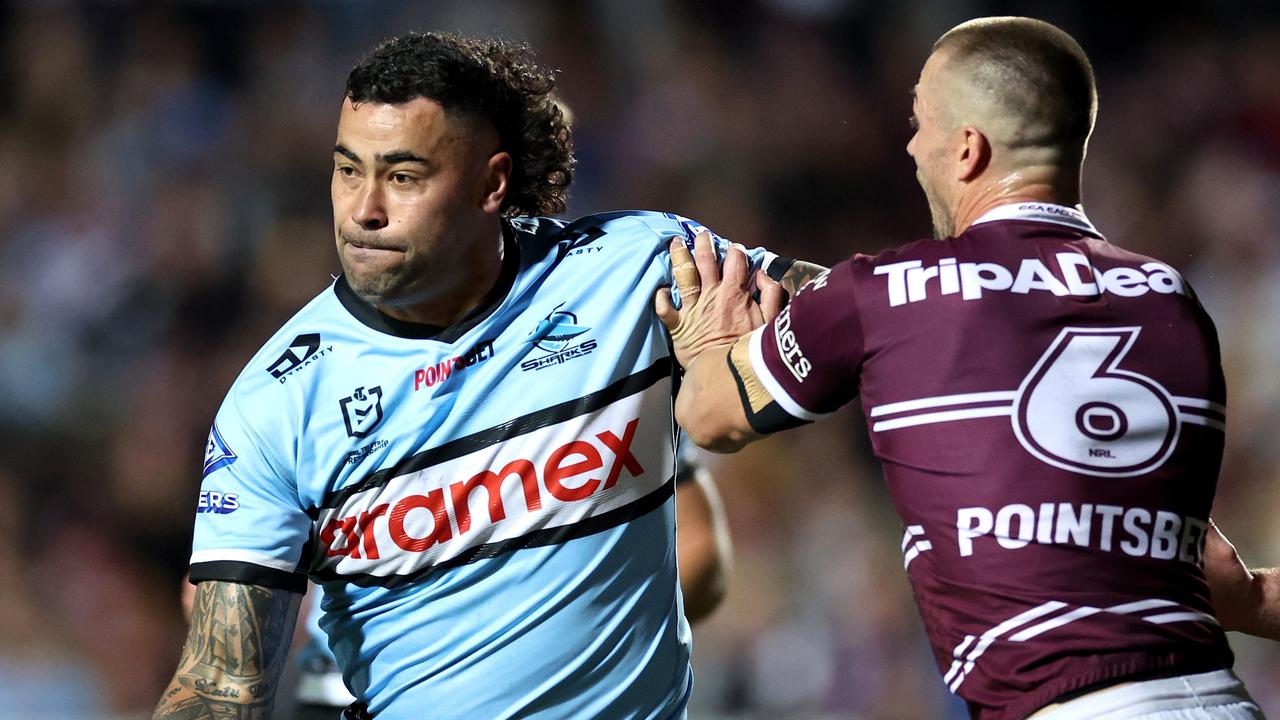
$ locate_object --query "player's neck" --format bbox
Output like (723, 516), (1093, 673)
(952, 169), (1082, 235)
(377, 228), (507, 328)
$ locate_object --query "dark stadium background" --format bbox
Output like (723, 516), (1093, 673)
(1, 1), (1276, 717)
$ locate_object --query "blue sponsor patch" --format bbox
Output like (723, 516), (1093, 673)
(203, 423), (238, 478)
(196, 490), (240, 514)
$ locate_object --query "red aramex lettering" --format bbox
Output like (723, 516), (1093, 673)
(321, 417), (651, 562)
(322, 516), (360, 558)
(544, 441), (603, 501)
(389, 489), (453, 552)
(449, 459), (540, 533)
(358, 504), (389, 560)
(597, 419), (643, 489)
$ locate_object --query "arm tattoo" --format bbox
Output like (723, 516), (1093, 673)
(153, 581), (300, 720)
(778, 260), (829, 297)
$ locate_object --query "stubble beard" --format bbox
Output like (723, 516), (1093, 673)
(918, 172), (954, 240)
(338, 228), (419, 308)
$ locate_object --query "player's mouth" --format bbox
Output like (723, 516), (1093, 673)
(344, 236), (406, 261)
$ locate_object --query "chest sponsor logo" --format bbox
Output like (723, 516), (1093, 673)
(955, 501), (1208, 565)
(313, 386), (672, 578)
(414, 339), (496, 391)
(196, 490), (240, 514)
(340, 386), (384, 438)
(203, 424), (237, 478)
(267, 333), (333, 382)
(521, 305), (597, 372)
(874, 254), (1187, 308)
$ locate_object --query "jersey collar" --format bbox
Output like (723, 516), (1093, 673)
(969, 202), (1101, 237)
(334, 222), (521, 342)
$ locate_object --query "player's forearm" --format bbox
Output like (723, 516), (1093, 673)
(154, 581), (300, 720)
(778, 260), (829, 297)
(155, 682), (275, 720)
(677, 347), (756, 453)
(1233, 568), (1280, 640)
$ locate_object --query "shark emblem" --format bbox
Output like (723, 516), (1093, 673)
(527, 304), (590, 353)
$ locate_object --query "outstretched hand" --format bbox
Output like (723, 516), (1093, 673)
(654, 231), (786, 370)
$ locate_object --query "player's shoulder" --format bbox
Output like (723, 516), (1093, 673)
(223, 281), (348, 405)
(512, 210), (705, 250)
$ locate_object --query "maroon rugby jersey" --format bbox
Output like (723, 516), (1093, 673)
(747, 203), (1233, 719)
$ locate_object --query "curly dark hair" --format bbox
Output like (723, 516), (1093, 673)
(346, 32), (574, 217)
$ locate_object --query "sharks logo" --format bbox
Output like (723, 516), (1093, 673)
(527, 304), (591, 353)
(522, 304), (597, 372)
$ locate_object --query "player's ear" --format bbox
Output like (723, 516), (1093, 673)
(480, 150), (512, 214)
(956, 126), (990, 182)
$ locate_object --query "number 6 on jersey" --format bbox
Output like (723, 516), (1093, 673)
(1013, 327), (1179, 477)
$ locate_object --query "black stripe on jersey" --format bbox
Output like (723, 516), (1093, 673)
(319, 357), (674, 511)
(311, 476), (675, 588)
(188, 561), (308, 594)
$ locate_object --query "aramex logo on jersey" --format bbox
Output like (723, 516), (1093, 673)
(311, 387), (674, 580)
(873, 254), (1187, 308)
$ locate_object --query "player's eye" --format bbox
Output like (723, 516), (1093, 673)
(336, 165), (357, 178)
(390, 172), (416, 185)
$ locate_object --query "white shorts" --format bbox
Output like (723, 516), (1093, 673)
(1030, 670), (1265, 720)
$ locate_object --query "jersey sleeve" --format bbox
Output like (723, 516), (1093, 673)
(744, 257), (864, 431)
(640, 213), (796, 306)
(189, 391), (309, 593)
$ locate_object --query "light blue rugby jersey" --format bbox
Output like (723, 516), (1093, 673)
(191, 211), (788, 719)
(293, 435), (710, 708)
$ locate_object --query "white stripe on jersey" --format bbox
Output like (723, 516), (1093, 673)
(944, 597), (1219, 693)
(189, 548), (301, 573)
(868, 390), (1223, 434)
(873, 406), (1013, 432)
(870, 391), (1017, 417)
(1171, 396), (1227, 414)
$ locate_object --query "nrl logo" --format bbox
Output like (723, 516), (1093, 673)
(340, 386), (384, 438)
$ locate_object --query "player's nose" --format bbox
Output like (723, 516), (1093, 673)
(352, 182), (389, 231)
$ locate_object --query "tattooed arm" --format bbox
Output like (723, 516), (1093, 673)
(154, 580), (302, 720)
(777, 260), (828, 297)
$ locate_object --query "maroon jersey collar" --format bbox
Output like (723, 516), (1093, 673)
(971, 202), (1100, 237)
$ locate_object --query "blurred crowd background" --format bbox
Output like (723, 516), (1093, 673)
(1, 0), (1277, 717)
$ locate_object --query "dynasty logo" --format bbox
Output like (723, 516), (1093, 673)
(521, 305), (596, 372)
(267, 333), (333, 382)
